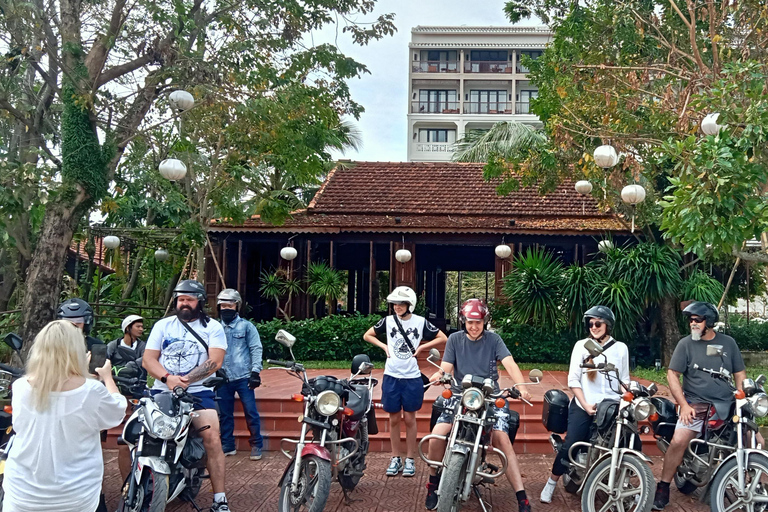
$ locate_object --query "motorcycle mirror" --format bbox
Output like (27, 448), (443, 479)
(429, 348), (441, 360)
(584, 338), (604, 358)
(275, 329), (296, 348)
(528, 369), (543, 383)
(756, 374), (767, 388)
(648, 383), (658, 396)
(360, 362), (374, 374)
(706, 344), (724, 357)
(3, 333), (22, 353)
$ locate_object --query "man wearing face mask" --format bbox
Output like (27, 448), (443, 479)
(652, 301), (746, 510)
(215, 288), (264, 461)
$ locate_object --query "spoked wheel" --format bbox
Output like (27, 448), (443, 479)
(581, 454), (654, 512)
(278, 455), (332, 512)
(710, 452), (768, 512)
(116, 469), (169, 512)
(437, 451), (467, 512)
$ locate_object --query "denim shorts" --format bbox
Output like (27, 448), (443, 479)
(381, 375), (425, 413)
(436, 395), (512, 434)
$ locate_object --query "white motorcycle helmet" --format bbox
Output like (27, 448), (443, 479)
(387, 286), (418, 314)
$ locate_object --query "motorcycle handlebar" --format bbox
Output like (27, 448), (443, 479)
(267, 359), (293, 368)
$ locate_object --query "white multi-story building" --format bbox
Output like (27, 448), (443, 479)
(407, 26), (552, 162)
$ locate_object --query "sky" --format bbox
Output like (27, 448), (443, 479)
(310, 0), (538, 163)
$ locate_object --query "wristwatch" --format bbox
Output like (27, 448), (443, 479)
(161, 373), (169, 384)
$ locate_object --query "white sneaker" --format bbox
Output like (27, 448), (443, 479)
(386, 456), (403, 476)
(540, 480), (556, 503)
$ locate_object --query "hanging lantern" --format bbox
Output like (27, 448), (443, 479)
(395, 249), (412, 263)
(575, 180), (593, 195)
(701, 113), (723, 136)
(169, 90), (195, 112)
(598, 240), (614, 253)
(494, 245), (512, 259)
(158, 158), (187, 181)
(593, 145), (619, 168)
(280, 247), (298, 261)
(154, 248), (170, 262)
(103, 236), (120, 250)
(621, 184), (646, 233)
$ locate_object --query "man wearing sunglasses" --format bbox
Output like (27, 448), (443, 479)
(652, 301), (746, 510)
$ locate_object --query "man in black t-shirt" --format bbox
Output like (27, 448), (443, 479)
(653, 302), (747, 510)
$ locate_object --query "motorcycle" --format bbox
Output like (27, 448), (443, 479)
(542, 338), (657, 512)
(270, 329), (378, 512)
(648, 343), (768, 510)
(418, 348), (542, 512)
(116, 374), (227, 512)
(0, 332), (25, 507)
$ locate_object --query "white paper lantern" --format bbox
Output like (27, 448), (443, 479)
(621, 184), (646, 205)
(593, 145), (619, 168)
(395, 249), (412, 263)
(169, 90), (195, 112)
(701, 113), (723, 136)
(159, 158), (187, 181)
(575, 180), (593, 195)
(103, 236), (120, 250)
(598, 240), (614, 253)
(280, 246), (298, 261)
(494, 245), (512, 259)
(154, 248), (170, 262)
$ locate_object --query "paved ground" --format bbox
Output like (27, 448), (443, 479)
(102, 450), (709, 512)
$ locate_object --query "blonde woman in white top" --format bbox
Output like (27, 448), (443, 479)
(540, 306), (630, 503)
(2, 320), (127, 512)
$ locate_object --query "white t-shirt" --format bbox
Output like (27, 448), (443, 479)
(567, 337), (630, 410)
(2, 378), (126, 512)
(146, 316), (228, 393)
(373, 314), (439, 379)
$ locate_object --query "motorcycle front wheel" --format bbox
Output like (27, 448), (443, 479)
(581, 454), (654, 512)
(278, 455), (332, 512)
(116, 469), (170, 512)
(710, 452), (768, 512)
(437, 451), (467, 512)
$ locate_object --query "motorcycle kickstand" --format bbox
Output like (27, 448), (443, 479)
(342, 486), (363, 506)
(473, 486), (492, 512)
(187, 499), (203, 512)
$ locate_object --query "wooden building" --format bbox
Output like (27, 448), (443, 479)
(206, 162), (629, 327)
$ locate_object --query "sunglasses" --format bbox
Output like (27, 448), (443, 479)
(688, 316), (706, 324)
(588, 320), (604, 328)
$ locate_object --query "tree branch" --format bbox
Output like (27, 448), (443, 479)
(685, 0), (710, 74)
(86, 0), (129, 82)
(0, 99), (30, 126)
(95, 53), (154, 88)
(573, 64), (691, 81)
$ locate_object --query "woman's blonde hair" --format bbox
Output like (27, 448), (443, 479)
(26, 320), (89, 411)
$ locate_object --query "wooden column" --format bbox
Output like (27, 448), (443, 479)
(237, 240), (246, 298)
(392, 241), (416, 289)
(494, 244), (514, 301)
(368, 241), (375, 313)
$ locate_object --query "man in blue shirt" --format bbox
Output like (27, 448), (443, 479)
(216, 288), (264, 460)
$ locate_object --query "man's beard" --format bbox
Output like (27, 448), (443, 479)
(177, 306), (198, 321)
(691, 327), (703, 340)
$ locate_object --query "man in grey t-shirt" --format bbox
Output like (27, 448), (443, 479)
(423, 299), (534, 512)
(653, 302), (747, 510)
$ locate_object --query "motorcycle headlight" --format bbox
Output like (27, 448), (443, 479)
(631, 398), (655, 422)
(149, 410), (181, 439)
(462, 388), (484, 411)
(315, 390), (341, 416)
(749, 393), (768, 418)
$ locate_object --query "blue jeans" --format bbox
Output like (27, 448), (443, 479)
(218, 377), (263, 451)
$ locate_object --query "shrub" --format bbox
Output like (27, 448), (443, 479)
(496, 324), (578, 364)
(727, 316), (768, 352)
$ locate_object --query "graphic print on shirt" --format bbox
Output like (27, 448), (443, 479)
(389, 326), (420, 360)
(161, 336), (206, 376)
(488, 357), (500, 382)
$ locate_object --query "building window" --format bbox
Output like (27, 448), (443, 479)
(516, 90), (538, 114)
(418, 90), (458, 113)
(469, 50), (509, 61)
(517, 50), (543, 73)
(417, 50), (458, 72)
(468, 90), (508, 114)
(418, 129), (456, 143)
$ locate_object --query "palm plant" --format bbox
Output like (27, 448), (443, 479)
(452, 121), (547, 163)
(259, 269), (303, 320)
(306, 261), (345, 317)
(681, 270), (725, 304)
(502, 247), (564, 328)
(561, 265), (598, 328)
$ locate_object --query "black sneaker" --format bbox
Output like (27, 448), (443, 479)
(652, 485), (669, 510)
(518, 498), (532, 512)
(425, 482), (438, 510)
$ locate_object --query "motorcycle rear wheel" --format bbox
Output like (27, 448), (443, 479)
(437, 451), (467, 512)
(278, 455), (332, 512)
(338, 422), (369, 491)
(674, 471), (698, 495)
(116, 469), (169, 512)
(710, 452), (768, 512)
(581, 454), (654, 512)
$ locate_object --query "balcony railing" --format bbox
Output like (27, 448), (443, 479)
(516, 102), (532, 114)
(464, 61), (513, 73)
(412, 60), (460, 73)
(411, 101), (460, 114)
(415, 143), (453, 153)
(516, 65), (530, 73)
(463, 102), (514, 114)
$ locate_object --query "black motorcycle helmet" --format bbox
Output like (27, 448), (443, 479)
(682, 301), (719, 328)
(351, 354), (372, 376)
(172, 279), (209, 325)
(583, 305), (615, 333)
(57, 298), (94, 334)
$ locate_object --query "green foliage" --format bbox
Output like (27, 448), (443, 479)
(502, 247), (564, 328)
(560, 264), (597, 328)
(727, 317), (768, 352)
(255, 314), (385, 361)
(306, 261), (345, 314)
(681, 270), (725, 304)
(496, 324), (578, 364)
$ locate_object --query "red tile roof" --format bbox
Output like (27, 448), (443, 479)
(211, 162), (628, 235)
(69, 237), (115, 272)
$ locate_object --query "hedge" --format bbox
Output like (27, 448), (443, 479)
(727, 317), (768, 352)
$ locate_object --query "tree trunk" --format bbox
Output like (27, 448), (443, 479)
(659, 294), (681, 366)
(20, 201), (84, 359)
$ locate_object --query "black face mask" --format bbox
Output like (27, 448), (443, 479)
(219, 310), (238, 324)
